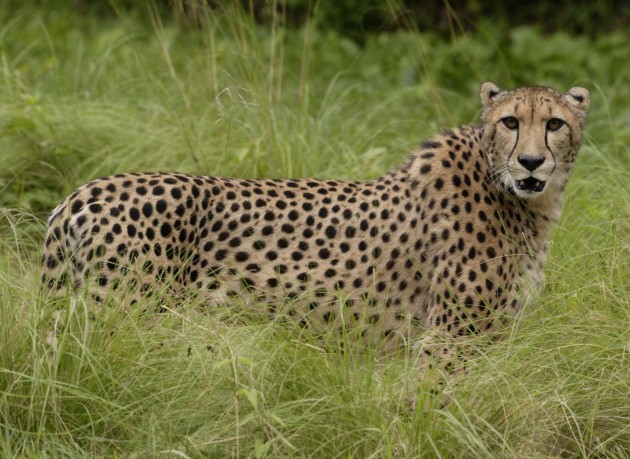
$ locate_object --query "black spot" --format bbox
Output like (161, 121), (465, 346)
(486, 278), (494, 291)
(89, 203), (102, 213)
(71, 200), (84, 214)
(240, 278), (256, 291)
(235, 252), (249, 262)
(246, 263), (261, 273)
(142, 202), (153, 218)
(128, 249), (139, 262)
(156, 199), (167, 213)
(420, 140), (441, 149)
(116, 243), (127, 256)
(160, 222), (172, 237)
(278, 239), (289, 249)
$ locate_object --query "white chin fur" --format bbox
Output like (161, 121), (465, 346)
(514, 188), (545, 199)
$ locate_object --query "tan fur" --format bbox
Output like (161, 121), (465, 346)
(42, 82), (590, 373)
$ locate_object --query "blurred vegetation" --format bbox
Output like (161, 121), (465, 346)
(4, 0), (630, 39)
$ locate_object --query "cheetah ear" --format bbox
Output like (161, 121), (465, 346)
(563, 87), (590, 113)
(480, 82), (503, 106)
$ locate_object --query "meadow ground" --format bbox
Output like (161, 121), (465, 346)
(0, 4), (628, 457)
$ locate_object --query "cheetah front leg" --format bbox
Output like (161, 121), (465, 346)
(414, 328), (461, 377)
(415, 306), (495, 377)
(410, 312), (485, 408)
(413, 262), (513, 387)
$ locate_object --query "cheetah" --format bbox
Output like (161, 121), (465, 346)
(41, 82), (590, 373)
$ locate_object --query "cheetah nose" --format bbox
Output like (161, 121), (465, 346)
(517, 155), (545, 171)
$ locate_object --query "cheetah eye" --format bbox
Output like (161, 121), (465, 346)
(501, 116), (519, 130)
(546, 118), (565, 131)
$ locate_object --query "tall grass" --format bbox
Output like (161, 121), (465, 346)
(0, 3), (628, 457)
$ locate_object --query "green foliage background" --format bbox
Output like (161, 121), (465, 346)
(0, 1), (628, 457)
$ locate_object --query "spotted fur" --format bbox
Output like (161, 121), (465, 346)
(41, 82), (590, 371)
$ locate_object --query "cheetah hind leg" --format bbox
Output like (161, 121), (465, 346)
(43, 277), (145, 361)
(43, 293), (92, 365)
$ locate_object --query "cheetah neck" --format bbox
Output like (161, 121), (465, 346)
(400, 125), (565, 255)
(527, 193), (564, 243)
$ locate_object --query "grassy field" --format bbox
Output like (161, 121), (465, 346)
(1, 3), (629, 457)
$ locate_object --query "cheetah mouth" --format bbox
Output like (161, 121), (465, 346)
(514, 177), (546, 192)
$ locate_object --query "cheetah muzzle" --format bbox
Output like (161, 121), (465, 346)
(41, 82), (590, 381)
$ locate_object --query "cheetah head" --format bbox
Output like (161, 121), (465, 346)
(480, 82), (590, 199)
